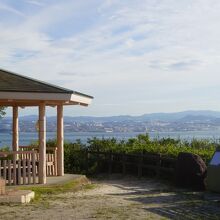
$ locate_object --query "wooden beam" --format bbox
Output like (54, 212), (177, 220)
(57, 105), (64, 176)
(12, 106), (19, 153)
(0, 100), (80, 107)
(38, 103), (47, 184)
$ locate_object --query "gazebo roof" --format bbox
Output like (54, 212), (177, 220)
(0, 69), (93, 106)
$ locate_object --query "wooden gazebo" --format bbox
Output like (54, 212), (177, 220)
(0, 69), (93, 185)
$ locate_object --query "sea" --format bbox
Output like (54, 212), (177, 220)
(1, 131), (220, 149)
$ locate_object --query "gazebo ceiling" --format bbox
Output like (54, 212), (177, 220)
(0, 69), (93, 106)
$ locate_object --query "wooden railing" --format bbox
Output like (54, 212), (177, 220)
(19, 146), (57, 176)
(80, 150), (177, 179)
(0, 151), (37, 185)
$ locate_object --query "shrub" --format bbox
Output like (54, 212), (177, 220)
(59, 133), (217, 174)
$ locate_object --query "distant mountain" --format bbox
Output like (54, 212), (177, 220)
(5, 110), (220, 123)
(138, 110), (220, 122)
(2, 110), (220, 133)
(177, 114), (217, 122)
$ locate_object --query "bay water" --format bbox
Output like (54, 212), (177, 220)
(1, 131), (220, 149)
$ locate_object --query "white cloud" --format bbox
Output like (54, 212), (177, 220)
(1, 0), (220, 116)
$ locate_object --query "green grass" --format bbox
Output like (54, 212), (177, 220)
(17, 178), (91, 202)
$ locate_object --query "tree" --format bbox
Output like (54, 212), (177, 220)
(0, 107), (6, 118)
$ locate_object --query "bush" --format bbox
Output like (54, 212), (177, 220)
(59, 133), (217, 174)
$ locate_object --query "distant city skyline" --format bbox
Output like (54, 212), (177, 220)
(2, 110), (220, 134)
(1, 1), (220, 116)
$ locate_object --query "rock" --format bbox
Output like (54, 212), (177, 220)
(175, 152), (207, 190)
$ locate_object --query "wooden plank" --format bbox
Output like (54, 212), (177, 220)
(18, 160), (21, 185)
(141, 164), (157, 170)
(159, 167), (175, 173)
(0, 160), (1, 178)
(47, 161), (53, 167)
(8, 160), (11, 185)
(0, 99), (70, 106)
(85, 149), (89, 175)
(13, 158), (17, 185)
(57, 104), (64, 176)
(138, 153), (143, 178)
(27, 160), (31, 184)
(22, 159), (26, 185)
(48, 154), (51, 176)
(46, 165), (48, 176)
(39, 103), (46, 184)
(0, 151), (35, 156)
(122, 153), (126, 175)
(54, 148), (57, 176)
(51, 154), (55, 176)
(32, 151), (36, 184)
(12, 106), (19, 155)
(3, 160), (7, 180)
(156, 154), (161, 178)
(50, 154), (53, 176)
(108, 151), (113, 175)
(96, 148), (101, 174)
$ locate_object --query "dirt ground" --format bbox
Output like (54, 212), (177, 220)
(0, 176), (220, 220)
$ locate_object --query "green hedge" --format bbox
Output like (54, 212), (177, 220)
(87, 134), (216, 162)
(44, 133), (217, 174)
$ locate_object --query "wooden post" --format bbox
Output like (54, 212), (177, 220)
(12, 106), (19, 156)
(122, 153), (126, 176)
(13, 157), (17, 185)
(85, 149), (89, 175)
(32, 151), (36, 184)
(156, 154), (161, 178)
(57, 105), (64, 176)
(96, 147), (100, 174)
(39, 103), (46, 184)
(108, 150), (113, 176)
(138, 152), (143, 178)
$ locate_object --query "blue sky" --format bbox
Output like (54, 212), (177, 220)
(1, 0), (220, 116)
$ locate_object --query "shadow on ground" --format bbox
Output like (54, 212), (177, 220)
(101, 177), (220, 220)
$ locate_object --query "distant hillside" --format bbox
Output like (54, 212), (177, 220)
(2, 110), (220, 133)
(69, 110), (220, 122)
(3, 110), (220, 123)
(138, 110), (220, 122)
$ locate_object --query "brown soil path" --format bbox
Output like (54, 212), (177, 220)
(0, 177), (219, 220)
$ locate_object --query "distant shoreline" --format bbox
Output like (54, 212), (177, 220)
(1, 130), (220, 148)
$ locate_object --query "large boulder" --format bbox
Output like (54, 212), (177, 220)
(175, 152), (207, 190)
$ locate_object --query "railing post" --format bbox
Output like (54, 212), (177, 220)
(54, 147), (58, 176)
(108, 150), (113, 176)
(57, 105), (64, 176)
(138, 152), (143, 178)
(156, 154), (161, 178)
(0, 160), (1, 179)
(8, 160), (11, 185)
(32, 151), (36, 184)
(122, 152), (126, 176)
(85, 149), (89, 175)
(12, 106), (19, 153)
(39, 103), (46, 184)
(18, 160), (21, 185)
(3, 160), (6, 180)
(13, 155), (17, 185)
(96, 147), (100, 174)
(22, 159), (26, 185)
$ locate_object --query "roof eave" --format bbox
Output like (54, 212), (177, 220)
(0, 91), (93, 106)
